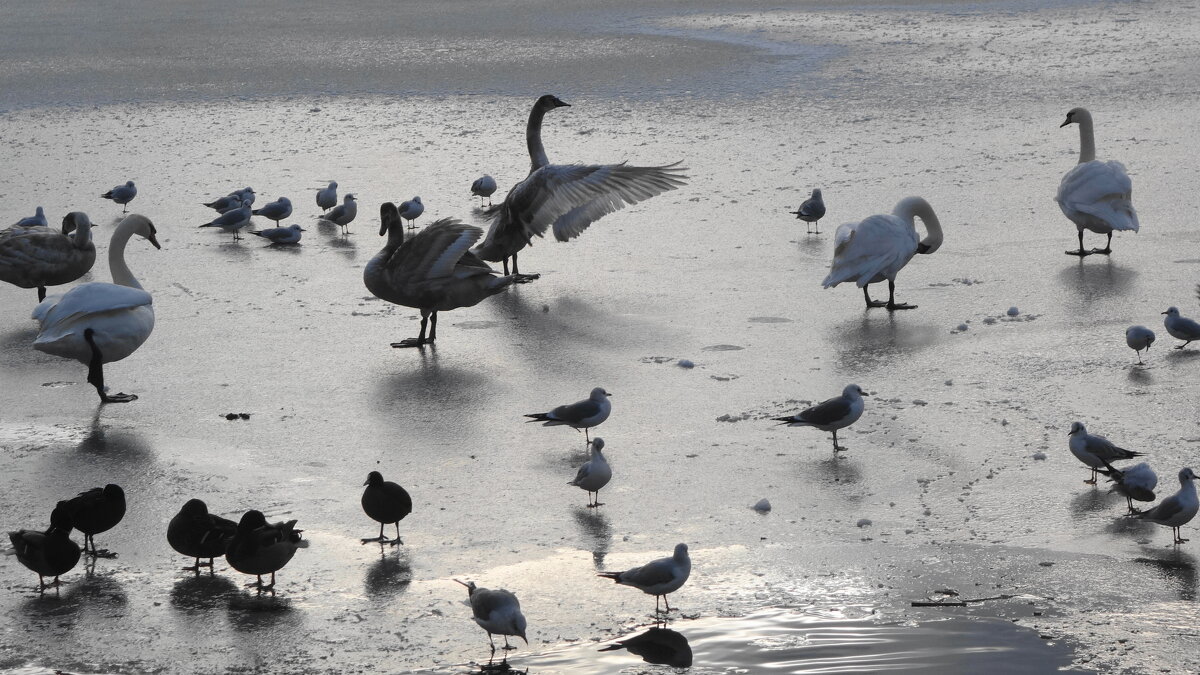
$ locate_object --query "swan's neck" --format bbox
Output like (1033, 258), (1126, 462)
(526, 104), (551, 173)
(108, 224), (142, 290)
(1075, 111), (1096, 164)
(73, 218), (94, 250)
(895, 197), (944, 254)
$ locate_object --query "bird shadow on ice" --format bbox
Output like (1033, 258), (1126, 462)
(170, 572), (239, 611)
(371, 348), (493, 413)
(365, 549), (413, 596)
(1164, 348), (1200, 361)
(570, 505), (612, 569)
(262, 242), (303, 255)
(1055, 259), (1137, 303)
(19, 571), (128, 624)
(1126, 365), (1154, 383)
(211, 240), (253, 261)
(806, 454), (864, 496)
(0, 325), (40, 360)
(321, 231), (358, 261)
(829, 313), (942, 372)
(1101, 510), (1154, 536)
(1134, 549), (1198, 601)
(598, 625), (693, 668)
(1068, 487), (1119, 515)
(226, 592), (299, 630)
(491, 291), (635, 357)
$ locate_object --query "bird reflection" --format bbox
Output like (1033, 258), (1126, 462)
(472, 657), (528, 674)
(1126, 366), (1153, 384)
(373, 351), (492, 414)
(365, 549), (413, 596)
(1056, 259), (1137, 302)
(75, 410), (154, 461)
(226, 593), (296, 630)
(1134, 550), (1198, 601)
(810, 454), (863, 489)
(830, 313), (941, 373)
(571, 505), (612, 568)
(598, 626), (692, 667)
(1069, 487), (1118, 515)
(324, 232), (358, 261)
(214, 240), (253, 260)
(171, 573), (238, 611)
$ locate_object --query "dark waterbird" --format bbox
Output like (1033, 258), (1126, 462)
(360, 471), (412, 545)
(62, 483), (125, 558)
(9, 502), (82, 591)
(167, 498), (238, 572)
(790, 188), (825, 234)
(225, 510), (309, 590)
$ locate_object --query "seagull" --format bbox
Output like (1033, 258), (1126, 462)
(232, 187), (256, 207)
(774, 384), (867, 452)
(61, 484), (125, 558)
(0, 211), (97, 302)
(1102, 462), (1158, 513)
(1056, 107), (1138, 256)
(455, 579), (528, 654)
(471, 175), (497, 205)
(14, 206), (48, 228)
(101, 181), (137, 213)
(473, 94), (688, 281)
(1137, 468), (1199, 544)
(316, 181), (338, 213)
(398, 197), (424, 229)
(364, 205), (517, 348)
(167, 499), (237, 572)
(821, 197), (944, 310)
(790, 188), (825, 234)
(569, 438), (612, 507)
(203, 193), (242, 213)
(324, 194), (357, 234)
(199, 198), (252, 240)
(598, 543), (691, 614)
(8, 502), (81, 591)
(1067, 421), (1142, 484)
(525, 387), (612, 445)
(251, 224), (304, 245)
(360, 471), (412, 546)
(1125, 325), (1156, 364)
(1162, 307), (1200, 349)
(224, 510), (309, 590)
(252, 196), (293, 227)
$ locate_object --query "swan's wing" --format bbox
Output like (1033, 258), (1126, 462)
(1056, 160), (1139, 231)
(0, 227), (79, 272)
(37, 282), (153, 328)
(392, 219), (487, 282)
(821, 215), (917, 288)
(502, 162), (687, 243)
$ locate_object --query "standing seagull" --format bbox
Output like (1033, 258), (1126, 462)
(1162, 307), (1200, 349)
(790, 188), (826, 234)
(774, 384), (867, 452)
(365, 204), (517, 348)
(598, 543), (691, 614)
(471, 175), (497, 205)
(199, 198), (252, 240)
(1137, 468), (1199, 545)
(473, 95), (688, 281)
(0, 211), (97, 302)
(455, 579), (528, 654)
(252, 196), (293, 227)
(101, 181), (137, 213)
(316, 181), (338, 213)
(360, 471), (412, 546)
(1056, 107), (1138, 256)
(1125, 325), (1156, 364)
(398, 196), (424, 229)
(62, 484), (125, 558)
(324, 194), (358, 234)
(14, 206), (48, 228)
(568, 438), (612, 507)
(525, 387), (612, 445)
(225, 510), (309, 590)
(9, 503), (81, 591)
(1067, 421), (1142, 484)
(822, 197), (944, 310)
(167, 498), (237, 572)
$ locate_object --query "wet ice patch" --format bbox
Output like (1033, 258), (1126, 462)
(452, 320), (501, 330)
(749, 316), (792, 323)
(703, 344), (744, 351)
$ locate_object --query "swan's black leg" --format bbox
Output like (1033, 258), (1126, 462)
(83, 328), (137, 403)
(37, 286), (46, 302)
(392, 313), (430, 348)
(886, 279), (917, 310)
(1066, 230), (1092, 256)
(512, 252), (540, 283)
(1091, 232), (1113, 255)
(428, 312), (438, 341)
(863, 286), (887, 309)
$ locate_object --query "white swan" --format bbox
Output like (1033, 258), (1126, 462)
(364, 203), (515, 348)
(0, 212), (97, 302)
(821, 197), (944, 310)
(31, 214), (160, 403)
(473, 94), (688, 281)
(1056, 107), (1138, 256)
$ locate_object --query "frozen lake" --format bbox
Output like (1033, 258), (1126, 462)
(2, 0), (1199, 672)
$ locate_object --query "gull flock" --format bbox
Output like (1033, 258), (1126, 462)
(2, 96), (1198, 666)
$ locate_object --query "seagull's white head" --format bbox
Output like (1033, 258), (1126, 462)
(590, 387), (611, 400)
(1068, 421), (1086, 436)
(1181, 468), (1198, 483)
(590, 438), (605, 452)
(811, 188), (822, 199)
(843, 384), (867, 399)
(1163, 307), (1180, 317)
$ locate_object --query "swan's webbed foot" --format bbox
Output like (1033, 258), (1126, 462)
(513, 273), (540, 284)
(1065, 248), (1093, 257)
(391, 338), (429, 349)
(101, 392), (138, 404)
(1089, 247), (1112, 255)
(886, 302), (918, 311)
(864, 299), (887, 308)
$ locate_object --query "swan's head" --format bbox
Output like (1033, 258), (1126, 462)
(121, 214), (161, 249)
(237, 509), (268, 531)
(379, 202), (402, 236)
(61, 211), (93, 235)
(1068, 421), (1086, 436)
(535, 94), (571, 111)
(364, 470), (385, 486)
(843, 384), (867, 399)
(1060, 107), (1091, 128)
(590, 387), (612, 400)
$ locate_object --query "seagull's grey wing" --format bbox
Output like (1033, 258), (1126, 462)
(1143, 495), (1183, 522)
(570, 462), (593, 484)
(623, 557), (676, 586)
(796, 396), (852, 425)
(472, 588), (520, 620)
(799, 197), (825, 219)
(549, 397), (603, 423)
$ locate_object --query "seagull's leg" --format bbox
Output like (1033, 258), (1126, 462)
(1084, 467), (1097, 485)
(831, 430), (846, 452)
(361, 522), (387, 544)
(84, 328), (137, 403)
(664, 595), (673, 613)
(594, 489), (603, 508)
(863, 286), (887, 308)
(1091, 232), (1113, 255)
(392, 312), (431, 348)
(815, 219), (821, 234)
(886, 280), (917, 311)
(1066, 230), (1092, 256)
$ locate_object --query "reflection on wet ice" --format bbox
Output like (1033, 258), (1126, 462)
(364, 549), (413, 596)
(598, 625), (692, 667)
(570, 505), (611, 569)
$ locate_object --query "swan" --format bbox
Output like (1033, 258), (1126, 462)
(14, 206), (48, 228)
(360, 471), (412, 545)
(473, 94), (688, 281)
(199, 197), (252, 240)
(455, 579), (528, 653)
(821, 196), (944, 310)
(31, 213), (160, 404)
(316, 181), (338, 213)
(252, 196), (293, 227)
(471, 175), (497, 205)
(398, 196), (424, 229)
(101, 180), (137, 213)
(0, 211), (97, 302)
(364, 203), (516, 348)
(790, 188), (825, 234)
(324, 193), (357, 234)
(1056, 107), (1138, 256)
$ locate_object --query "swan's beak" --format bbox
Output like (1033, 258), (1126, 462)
(1059, 118), (1071, 128)
(149, 234), (162, 249)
